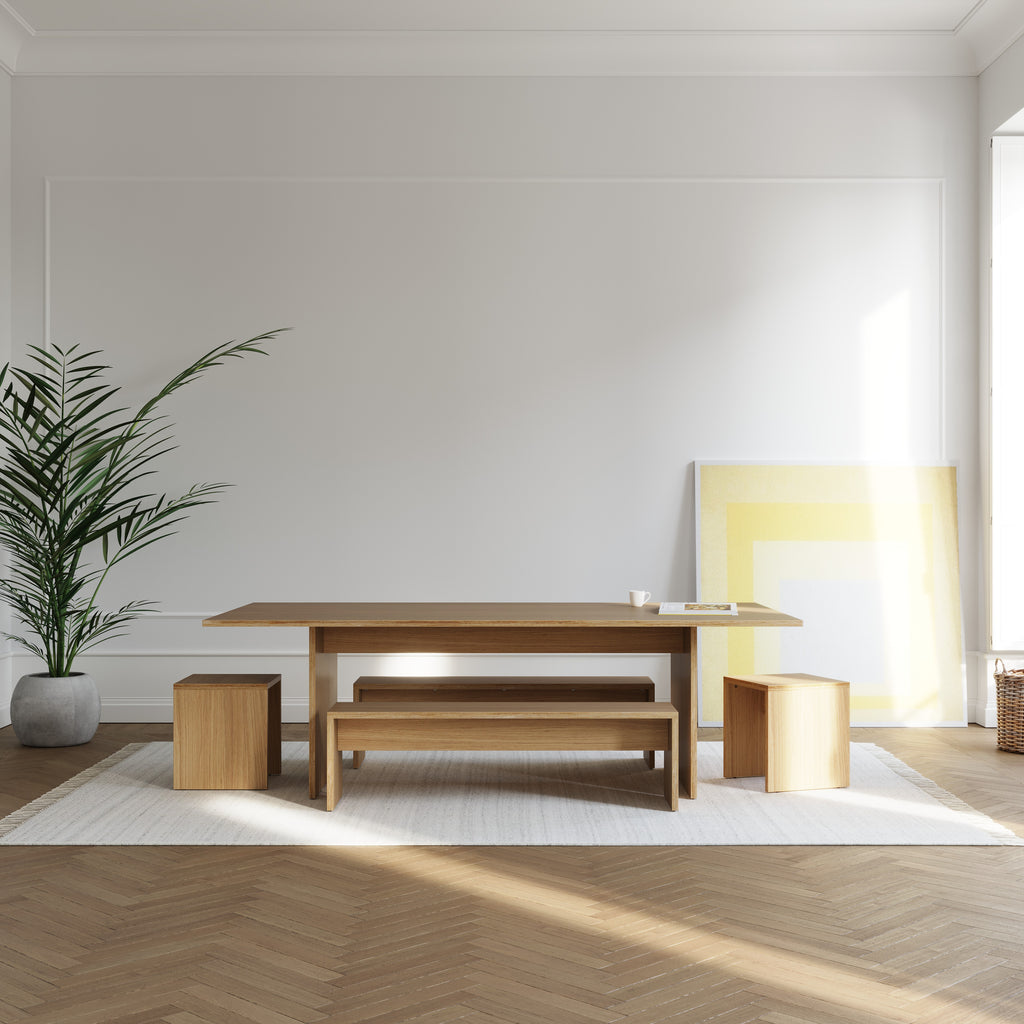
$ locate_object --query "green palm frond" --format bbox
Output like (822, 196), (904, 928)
(0, 330), (287, 676)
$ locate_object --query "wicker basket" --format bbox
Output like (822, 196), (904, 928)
(994, 659), (1024, 753)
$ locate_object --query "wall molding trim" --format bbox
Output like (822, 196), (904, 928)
(0, 2), (30, 75)
(99, 697), (310, 724)
(4, 651), (992, 726)
(8, 29), (983, 78)
(73, 650), (304, 659)
(959, 0), (1024, 74)
(43, 174), (948, 184)
(43, 174), (948, 437)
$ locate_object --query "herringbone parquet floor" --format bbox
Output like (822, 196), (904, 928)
(0, 723), (1022, 1024)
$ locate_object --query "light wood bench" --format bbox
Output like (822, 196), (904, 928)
(173, 673), (282, 790)
(350, 676), (657, 768)
(325, 700), (679, 812)
(724, 673), (850, 792)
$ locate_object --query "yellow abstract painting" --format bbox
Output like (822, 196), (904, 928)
(696, 464), (964, 725)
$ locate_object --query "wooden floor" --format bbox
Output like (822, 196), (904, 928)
(0, 723), (1022, 1024)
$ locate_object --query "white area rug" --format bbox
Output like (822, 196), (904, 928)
(0, 742), (1019, 846)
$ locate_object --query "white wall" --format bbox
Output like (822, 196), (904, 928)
(982, 34), (1024, 137)
(0, 70), (11, 726)
(9, 73), (980, 721)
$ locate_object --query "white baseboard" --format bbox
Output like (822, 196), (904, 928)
(99, 697), (311, 724)
(968, 698), (997, 728)
(970, 651), (1003, 728)
(1, 643), (1003, 729)
(0, 651), (10, 730)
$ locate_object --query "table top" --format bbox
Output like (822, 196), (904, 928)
(203, 601), (802, 629)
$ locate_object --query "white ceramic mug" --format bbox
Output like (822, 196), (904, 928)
(629, 590), (652, 607)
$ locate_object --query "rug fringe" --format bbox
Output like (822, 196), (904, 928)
(0, 744), (146, 839)
(863, 743), (1023, 845)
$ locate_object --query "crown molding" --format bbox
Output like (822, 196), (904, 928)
(0, 2), (31, 75)
(7, 28), (983, 78)
(956, 0), (1024, 72)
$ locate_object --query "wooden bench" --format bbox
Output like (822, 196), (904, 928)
(350, 676), (657, 768)
(325, 700), (679, 812)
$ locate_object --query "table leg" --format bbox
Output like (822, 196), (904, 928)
(325, 718), (342, 811)
(669, 627), (698, 799)
(645, 687), (656, 768)
(664, 714), (679, 810)
(268, 677), (282, 777)
(309, 627), (338, 799)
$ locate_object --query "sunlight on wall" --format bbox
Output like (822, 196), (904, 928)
(374, 653), (456, 677)
(861, 468), (948, 727)
(859, 290), (912, 460)
(857, 285), (961, 719)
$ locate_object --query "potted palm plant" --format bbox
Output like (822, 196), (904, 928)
(0, 330), (285, 746)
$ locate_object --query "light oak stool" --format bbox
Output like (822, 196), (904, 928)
(723, 673), (850, 793)
(173, 673), (282, 790)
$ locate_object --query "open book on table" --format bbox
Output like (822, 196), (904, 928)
(658, 602), (738, 615)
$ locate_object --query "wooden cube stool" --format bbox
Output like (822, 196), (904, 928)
(723, 673), (850, 793)
(173, 673), (282, 790)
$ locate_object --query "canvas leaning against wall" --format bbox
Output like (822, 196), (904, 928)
(696, 463), (965, 727)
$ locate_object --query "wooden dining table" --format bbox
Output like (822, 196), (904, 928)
(203, 601), (802, 800)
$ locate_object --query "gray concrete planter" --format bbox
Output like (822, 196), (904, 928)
(10, 672), (101, 747)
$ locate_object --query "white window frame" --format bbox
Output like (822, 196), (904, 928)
(990, 137), (1024, 650)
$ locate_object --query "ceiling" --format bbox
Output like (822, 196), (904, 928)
(2, 0), (1023, 77)
(0, 1), (1007, 33)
